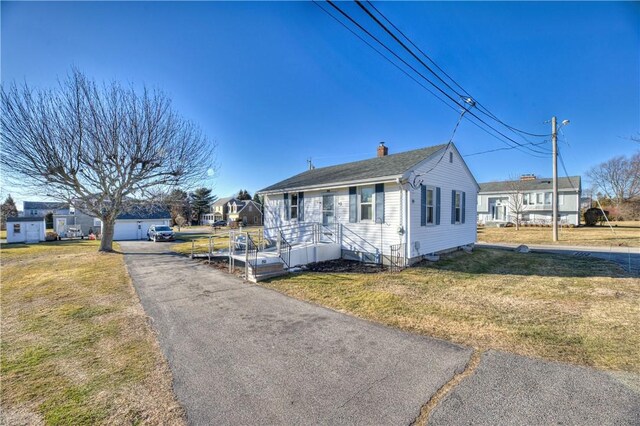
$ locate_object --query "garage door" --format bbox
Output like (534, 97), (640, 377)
(113, 220), (169, 240)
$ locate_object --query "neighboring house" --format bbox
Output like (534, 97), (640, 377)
(22, 201), (69, 217)
(104, 208), (172, 240)
(6, 216), (46, 243)
(53, 205), (101, 237)
(200, 196), (234, 225)
(259, 142), (478, 265)
(477, 175), (582, 226)
(227, 199), (263, 226)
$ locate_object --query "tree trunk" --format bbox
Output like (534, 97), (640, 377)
(100, 219), (116, 252)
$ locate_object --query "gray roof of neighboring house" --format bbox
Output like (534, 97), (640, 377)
(213, 196), (234, 207)
(116, 208), (171, 220)
(23, 201), (68, 210)
(479, 176), (581, 193)
(7, 216), (45, 222)
(259, 144), (448, 193)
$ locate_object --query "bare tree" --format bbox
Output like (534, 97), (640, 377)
(1, 70), (215, 251)
(506, 175), (528, 230)
(587, 153), (640, 204)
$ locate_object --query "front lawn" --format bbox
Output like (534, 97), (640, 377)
(1, 240), (184, 425)
(478, 221), (640, 247)
(263, 249), (640, 372)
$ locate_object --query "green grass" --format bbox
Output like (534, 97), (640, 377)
(263, 249), (640, 372)
(478, 220), (640, 247)
(1, 240), (184, 425)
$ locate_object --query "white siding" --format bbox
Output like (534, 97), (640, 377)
(407, 146), (477, 259)
(6, 220), (46, 243)
(111, 219), (169, 241)
(477, 189), (580, 225)
(264, 183), (404, 256)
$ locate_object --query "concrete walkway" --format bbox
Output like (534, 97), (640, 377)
(476, 242), (640, 275)
(120, 241), (640, 425)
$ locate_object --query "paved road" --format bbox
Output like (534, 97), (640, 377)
(430, 351), (640, 425)
(121, 241), (640, 425)
(477, 242), (640, 275)
(120, 241), (472, 425)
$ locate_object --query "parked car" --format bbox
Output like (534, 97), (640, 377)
(147, 225), (175, 242)
(212, 220), (227, 228)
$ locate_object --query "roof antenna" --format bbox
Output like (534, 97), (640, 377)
(307, 158), (315, 170)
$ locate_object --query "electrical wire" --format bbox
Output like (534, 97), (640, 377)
(463, 140), (549, 157)
(325, 0), (551, 157)
(363, 0), (550, 139)
(314, 1), (549, 159)
(557, 147), (577, 190)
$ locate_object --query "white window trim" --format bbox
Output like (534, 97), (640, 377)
(425, 186), (435, 225)
(454, 190), (462, 224)
(359, 186), (374, 222)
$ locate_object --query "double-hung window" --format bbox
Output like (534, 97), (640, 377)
(360, 187), (374, 221)
(536, 193), (543, 205)
(544, 192), (552, 205)
(290, 193), (298, 219)
(13, 224), (21, 233)
(454, 191), (462, 223)
(425, 187), (435, 224)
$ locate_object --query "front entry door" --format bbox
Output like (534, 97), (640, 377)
(322, 194), (335, 226)
(56, 218), (67, 234)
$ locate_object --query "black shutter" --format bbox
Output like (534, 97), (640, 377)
(451, 190), (456, 224)
(298, 192), (304, 222)
(420, 185), (426, 226)
(283, 193), (289, 220)
(436, 187), (441, 225)
(461, 191), (466, 223)
(349, 187), (357, 223)
(375, 183), (385, 223)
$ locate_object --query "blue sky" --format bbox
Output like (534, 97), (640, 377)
(2, 1), (638, 208)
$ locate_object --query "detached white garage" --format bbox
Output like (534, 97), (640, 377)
(100, 210), (171, 241)
(6, 217), (46, 243)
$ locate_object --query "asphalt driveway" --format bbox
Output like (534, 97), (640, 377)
(121, 241), (640, 425)
(120, 241), (472, 425)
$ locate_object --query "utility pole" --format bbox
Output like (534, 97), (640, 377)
(551, 116), (558, 242)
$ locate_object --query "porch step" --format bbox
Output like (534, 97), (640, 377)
(247, 262), (289, 282)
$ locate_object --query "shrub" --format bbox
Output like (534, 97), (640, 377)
(45, 231), (58, 241)
(584, 208), (608, 226)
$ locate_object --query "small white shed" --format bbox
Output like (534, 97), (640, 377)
(6, 217), (46, 243)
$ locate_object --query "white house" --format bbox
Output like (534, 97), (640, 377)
(258, 142), (478, 266)
(477, 175), (581, 226)
(6, 216), (46, 243)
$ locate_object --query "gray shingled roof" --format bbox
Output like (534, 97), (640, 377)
(213, 196), (234, 207)
(7, 216), (45, 222)
(259, 144), (447, 193)
(23, 201), (68, 210)
(479, 176), (581, 192)
(116, 208), (171, 220)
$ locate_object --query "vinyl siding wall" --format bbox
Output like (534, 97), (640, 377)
(477, 190), (581, 225)
(264, 183), (403, 256)
(407, 147), (477, 260)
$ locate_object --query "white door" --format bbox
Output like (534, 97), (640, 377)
(322, 195), (335, 226)
(26, 223), (40, 243)
(56, 218), (67, 234)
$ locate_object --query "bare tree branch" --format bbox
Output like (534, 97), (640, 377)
(1, 69), (216, 251)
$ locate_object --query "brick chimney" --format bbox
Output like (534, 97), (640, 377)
(377, 142), (388, 157)
(520, 174), (536, 181)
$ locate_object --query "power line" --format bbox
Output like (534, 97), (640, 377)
(313, 1), (536, 157)
(463, 140), (549, 157)
(326, 0), (550, 157)
(557, 147), (577, 190)
(363, 0), (551, 139)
